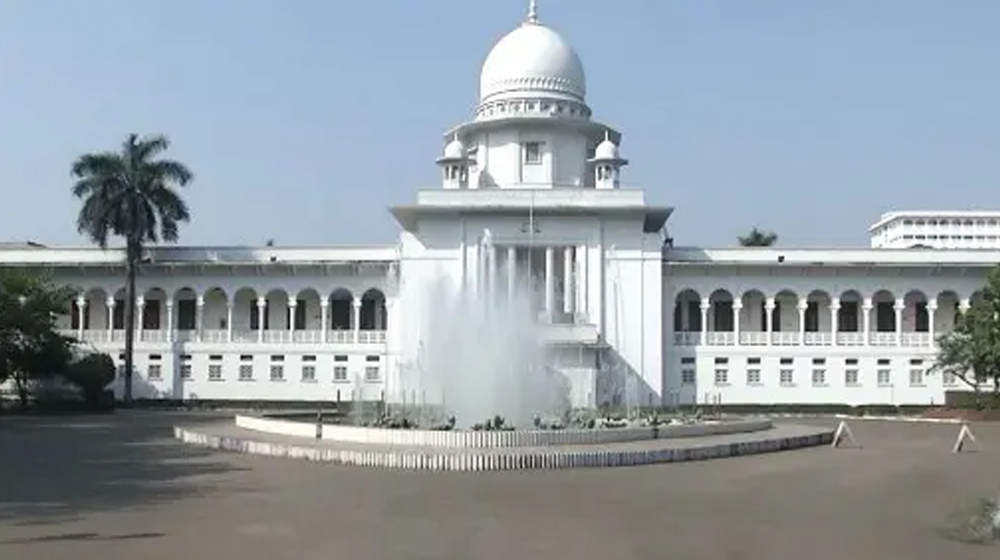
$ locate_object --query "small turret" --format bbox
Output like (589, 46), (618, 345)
(588, 131), (628, 189)
(436, 135), (473, 189)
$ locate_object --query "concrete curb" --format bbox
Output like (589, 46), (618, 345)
(173, 425), (834, 471)
(767, 413), (962, 425)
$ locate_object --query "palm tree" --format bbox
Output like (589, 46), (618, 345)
(738, 227), (778, 247)
(71, 134), (193, 404)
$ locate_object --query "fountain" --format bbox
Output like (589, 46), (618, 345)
(173, 228), (837, 469)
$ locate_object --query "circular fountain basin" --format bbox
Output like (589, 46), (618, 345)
(234, 414), (774, 448)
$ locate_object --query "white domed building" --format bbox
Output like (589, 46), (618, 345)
(2, 2), (998, 409)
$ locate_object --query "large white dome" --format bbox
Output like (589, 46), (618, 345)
(479, 20), (586, 104)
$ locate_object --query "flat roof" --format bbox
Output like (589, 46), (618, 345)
(665, 246), (1000, 266)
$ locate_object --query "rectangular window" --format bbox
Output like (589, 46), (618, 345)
(780, 369), (794, 386)
(208, 364), (223, 381)
(271, 355), (285, 362)
(811, 369), (826, 386)
(301, 365), (316, 382)
(270, 365), (284, 382)
(179, 364), (193, 380)
(238, 364), (253, 381)
(746, 369), (761, 385)
(681, 369), (695, 385)
(845, 369), (859, 386)
(365, 366), (380, 382)
(303, 355), (317, 362)
(909, 369), (924, 387)
(147, 364), (162, 381)
(747, 357), (761, 365)
(942, 372), (957, 386)
(779, 357), (793, 365)
(523, 141), (542, 164)
(713, 369), (728, 386)
(877, 369), (891, 386)
(334, 365), (348, 382)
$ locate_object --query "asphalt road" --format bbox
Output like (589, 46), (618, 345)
(1, 412), (998, 560)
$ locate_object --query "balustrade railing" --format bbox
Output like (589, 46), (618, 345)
(58, 329), (388, 346)
(674, 329), (939, 348)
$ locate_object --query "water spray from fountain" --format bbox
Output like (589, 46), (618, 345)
(397, 228), (572, 429)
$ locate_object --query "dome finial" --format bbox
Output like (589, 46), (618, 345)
(527, 0), (539, 24)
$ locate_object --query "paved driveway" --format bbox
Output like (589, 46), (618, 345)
(1, 412), (998, 560)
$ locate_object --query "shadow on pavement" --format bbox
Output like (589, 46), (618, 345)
(0, 411), (243, 526)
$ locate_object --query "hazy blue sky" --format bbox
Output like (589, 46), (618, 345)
(1, 0), (997, 248)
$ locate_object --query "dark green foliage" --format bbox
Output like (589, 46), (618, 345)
(72, 133), (193, 404)
(62, 353), (116, 408)
(0, 269), (78, 406)
(932, 265), (1000, 408)
(737, 227), (778, 247)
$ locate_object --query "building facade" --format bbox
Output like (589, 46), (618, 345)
(1, 4), (995, 407)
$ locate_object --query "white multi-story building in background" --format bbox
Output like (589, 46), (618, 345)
(869, 211), (1000, 249)
(1, 4), (996, 408)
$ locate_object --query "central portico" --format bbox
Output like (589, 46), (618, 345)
(391, 3), (671, 408)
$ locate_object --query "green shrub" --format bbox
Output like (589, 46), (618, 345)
(61, 353), (115, 408)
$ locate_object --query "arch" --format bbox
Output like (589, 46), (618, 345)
(768, 289), (799, 333)
(329, 288), (354, 330)
(294, 288), (322, 330)
(360, 288), (387, 330)
(804, 290), (832, 333)
(936, 290), (961, 333)
(902, 290), (929, 333)
(870, 289), (896, 333)
(264, 288), (290, 331)
(739, 289), (766, 332)
(232, 287), (259, 332)
(835, 290), (864, 334)
(141, 288), (168, 331)
(708, 289), (734, 333)
(202, 287), (228, 332)
(672, 288), (701, 332)
(74, 287), (109, 331)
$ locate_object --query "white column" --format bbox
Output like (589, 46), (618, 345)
(732, 301), (742, 346)
(562, 246), (574, 318)
(256, 296), (266, 343)
(288, 297), (297, 333)
(699, 298), (710, 343)
(927, 300), (937, 347)
(894, 298), (905, 346)
(544, 246), (555, 321)
(226, 303), (234, 343)
(829, 298), (840, 346)
(166, 301), (174, 343)
(797, 301), (807, 345)
(506, 246), (517, 302)
(488, 245), (498, 302)
(352, 297), (362, 343)
(862, 297), (873, 346)
(764, 297), (776, 344)
(136, 296), (146, 342)
(195, 295), (205, 342)
(320, 297), (329, 343)
(577, 244), (588, 322)
(106, 297), (115, 336)
(76, 296), (86, 340)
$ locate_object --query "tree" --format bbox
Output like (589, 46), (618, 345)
(738, 228), (778, 247)
(71, 134), (193, 404)
(932, 265), (1000, 408)
(0, 269), (77, 406)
